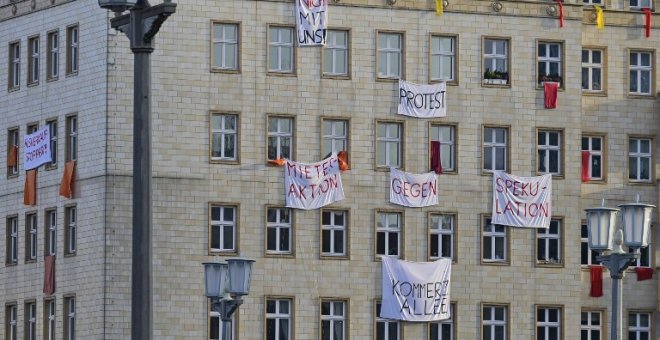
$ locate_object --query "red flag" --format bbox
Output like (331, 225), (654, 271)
(556, 0), (564, 28)
(544, 82), (558, 109)
(643, 8), (652, 37)
(635, 267), (654, 281)
(43, 255), (56, 295)
(430, 141), (442, 174)
(590, 265), (603, 297)
(581, 151), (591, 182)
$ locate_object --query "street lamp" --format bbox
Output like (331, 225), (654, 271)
(584, 196), (655, 340)
(203, 258), (255, 338)
(97, 1), (176, 339)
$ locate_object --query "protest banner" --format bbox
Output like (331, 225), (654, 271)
(492, 172), (552, 228)
(380, 257), (452, 322)
(23, 126), (51, 170)
(397, 80), (447, 118)
(296, 0), (328, 46)
(285, 153), (344, 210)
(389, 168), (438, 207)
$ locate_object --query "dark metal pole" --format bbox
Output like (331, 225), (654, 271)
(598, 252), (636, 340)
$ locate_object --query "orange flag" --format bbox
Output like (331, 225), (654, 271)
(59, 160), (76, 198)
(24, 170), (37, 206)
(7, 146), (18, 167)
(337, 151), (350, 171)
(268, 159), (286, 166)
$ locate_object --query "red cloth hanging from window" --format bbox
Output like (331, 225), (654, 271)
(556, 0), (564, 28)
(430, 141), (442, 174)
(7, 145), (18, 167)
(24, 169), (37, 206)
(268, 159), (286, 166)
(544, 82), (559, 109)
(635, 267), (654, 281)
(581, 151), (591, 182)
(43, 255), (56, 295)
(59, 160), (76, 198)
(337, 151), (350, 171)
(590, 265), (603, 297)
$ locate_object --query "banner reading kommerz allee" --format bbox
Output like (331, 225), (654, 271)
(295, 0), (328, 46)
(380, 257), (451, 322)
(285, 153), (344, 210)
(390, 168), (438, 207)
(492, 172), (552, 228)
(23, 125), (51, 171)
(398, 80), (447, 118)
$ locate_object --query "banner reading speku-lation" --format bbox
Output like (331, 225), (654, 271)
(491, 172), (552, 228)
(285, 153), (344, 210)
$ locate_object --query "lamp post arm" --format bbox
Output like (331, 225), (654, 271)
(210, 298), (244, 322)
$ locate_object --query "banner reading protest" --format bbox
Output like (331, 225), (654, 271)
(23, 125), (51, 171)
(492, 172), (552, 228)
(390, 168), (438, 207)
(285, 153), (344, 210)
(380, 257), (451, 322)
(398, 80), (447, 118)
(295, 0), (328, 46)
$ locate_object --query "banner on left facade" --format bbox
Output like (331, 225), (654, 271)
(380, 257), (452, 322)
(295, 0), (328, 46)
(23, 126), (51, 170)
(285, 153), (344, 210)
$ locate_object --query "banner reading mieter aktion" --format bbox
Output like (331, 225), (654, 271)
(491, 172), (552, 228)
(284, 153), (344, 210)
(23, 125), (51, 170)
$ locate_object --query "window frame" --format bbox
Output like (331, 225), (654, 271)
(25, 212), (38, 263)
(627, 136), (654, 183)
(6, 215), (18, 265)
(482, 125), (510, 174)
(8, 40), (21, 91)
(27, 35), (40, 86)
(429, 122), (458, 174)
(481, 215), (510, 265)
(375, 300), (401, 340)
(535, 305), (564, 340)
(536, 128), (564, 177)
(428, 212), (457, 262)
(320, 298), (348, 340)
(267, 25), (296, 76)
(265, 206), (294, 257)
(322, 28), (351, 79)
(629, 0), (653, 10)
(581, 309), (604, 340)
(375, 209), (404, 260)
(320, 208), (349, 259)
(63, 295), (75, 340)
(581, 134), (606, 182)
(208, 203), (239, 255)
(428, 302), (456, 340)
(5, 302), (17, 340)
(266, 114), (295, 163)
(24, 300), (37, 340)
(47, 29), (59, 81)
(320, 117), (350, 159)
(375, 119), (405, 170)
(376, 30), (405, 81)
(64, 205), (77, 256)
(627, 49), (655, 97)
(581, 222), (601, 267)
(581, 47), (607, 95)
(65, 24), (79, 76)
(536, 40), (565, 88)
(7, 127), (19, 177)
(481, 303), (509, 340)
(429, 33), (458, 85)
(210, 21), (240, 73)
(482, 36), (511, 87)
(44, 208), (57, 257)
(65, 114), (78, 162)
(264, 296), (294, 340)
(209, 306), (237, 340)
(46, 118), (58, 170)
(535, 218), (564, 267)
(627, 310), (653, 340)
(209, 112), (239, 164)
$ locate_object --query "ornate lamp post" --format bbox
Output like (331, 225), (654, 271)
(97, 1), (176, 339)
(584, 197), (655, 340)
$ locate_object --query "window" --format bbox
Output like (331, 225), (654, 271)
(581, 310), (602, 340)
(210, 113), (238, 161)
(27, 123), (39, 135)
(266, 207), (292, 255)
(538, 42), (563, 85)
(25, 301), (36, 340)
(322, 118), (348, 157)
(45, 209), (57, 256)
(6, 303), (17, 340)
(429, 303), (455, 340)
(26, 213), (37, 262)
(376, 301), (400, 340)
(209, 311), (235, 340)
(537, 220), (562, 265)
(430, 124), (456, 172)
(321, 300), (346, 340)
(46, 119), (58, 168)
(66, 115), (78, 161)
(376, 121), (403, 168)
(430, 35), (456, 83)
(44, 299), (56, 340)
(583, 0), (602, 5)
(9, 41), (20, 90)
(376, 211), (402, 258)
(267, 116), (294, 161)
(483, 38), (509, 85)
(265, 298), (292, 340)
(377, 31), (403, 79)
(537, 130), (562, 175)
(581, 136), (604, 181)
(323, 29), (349, 77)
(536, 306), (562, 340)
(582, 49), (604, 92)
(7, 128), (19, 177)
(483, 126), (508, 173)
(482, 217), (507, 263)
(64, 296), (75, 340)
(630, 0), (652, 9)
(321, 210), (347, 257)
(209, 205), (237, 253)
(47, 30), (59, 80)
(628, 137), (652, 182)
(28, 36), (39, 85)
(6, 216), (18, 265)
(66, 25), (78, 75)
(629, 242), (651, 267)
(429, 213), (455, 260)
(629, 51), (653, 95)
(581, 224), (600, 266)
(212, 22), (239, 71)
(268, 26), (294, 74)
(65, 206), (76, 255)
(482, 304), (507, 340)
(628, 312), (651, 340)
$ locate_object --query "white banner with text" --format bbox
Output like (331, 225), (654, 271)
(491, 172), (552, 228)
(397, 80), (447, 118)
(23, 126), (51, 170)
(295, 0), (328, 46)
(285, 153), (344, 210)
(389, 168), (438, 207)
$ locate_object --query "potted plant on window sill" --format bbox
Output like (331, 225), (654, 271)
(539, 73), (562, 87)
(483, 69), (509, 85)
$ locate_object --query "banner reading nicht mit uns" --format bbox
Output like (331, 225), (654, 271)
(295, 0), (328, 46)
(491, 172), (552, 228)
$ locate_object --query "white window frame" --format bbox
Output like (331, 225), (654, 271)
(629, 243), (652, 267)
(536, 307), (562, 340)
(538, 42), (562, 84)
(376, 121), (403, 168)
(27, 213), (38, 261)
(26, 301), (36, 340)
(430, 35), (456, 82)
(483, 127), (507, 172)
(581, 224), (600, 266)
(377, 32), (403, 79)
(431, 124), (456, 172)
(429, 213), (454, 260)
(628, 312), (651, 340)
(267, 116), (293, 161)
(211, 113), (238, 161)
(212, 22), (239, 71)
(209, 311), (235, 340)
(629, 51), (653, 95)
(45, 299), (56, 340)
(265, 298), (292, 340)
(537, 130), (562, 175)
(9, 41), (20, 89)
(65, 206), (77, 255)
(28, 36), (39, 85)
(323, 30), (349, 77)
(483, 38), (509, 84)
(376, 301), (400, 340)
(628, 138), (652, 182)
(321, 210), (347, 257)
(66, 25), (78, 75)
(8, 216), (18, 264)
(376, 212), (401, 258)
(66, 115), (77, 162)
(582, 49), (604, 92)
(483, 218), (507, 263)
(537, 220), (562, 265)
(268, 26), (294, 73)
(46, 209), (57, 256)
(65, 297), (75, 340)
(321, 300), (346, 340)
(322, 119), (348, 157)
(266, 207), (292, 255)
(582, 136), (604, 181)
(210, 205), (236, 253)
(8, 128), (19, 176)
(7, 304), (17, 340)
(580, 310), (602, 340)
(630, 0), (652, 9)
(429, 303), (454, 340)
(47, 30), (59, 80)
(482, 305), (507, 340)
(46, 119), (58, 168)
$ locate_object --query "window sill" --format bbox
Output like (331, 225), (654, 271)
(430, 257), (457, 264)
(265, 252), (295, 259)
(628, 180), (655, 186)
(45, 164), (58, 171)
(7, 174), (19, 179)
(536, 261), (564, 268)
(537, 173), (564, 179)
(210, 67), (241, 74)
(375, 166), (401, 172)
(322, 73), (351, 80)
(46, 77), (58, 83)
(581, 265), (604, 271)
(627, 93), (656, 99)
(320, 254), (350, 260)
(582, 90), (607, 97)
(5, 262), (17, 267)
(267, 71), (296, 77)
(376, 77), (400, 83)
(482, 79), (510, 87)
(481, 170), (507, 176)
(8, 86), (20, 93)
(27, 81), (39, 87)
(208, 250), (238, 256)
(582, 179), (607, 184)
(65, 71), (79, 78)
(25, 259), (37, 264)
(210, 159), (240, 165)
(430, 79), (458, 86)
(481, 259), (510, 266)
(374, 255), (402, 261)
(63, 252), (77, 258)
